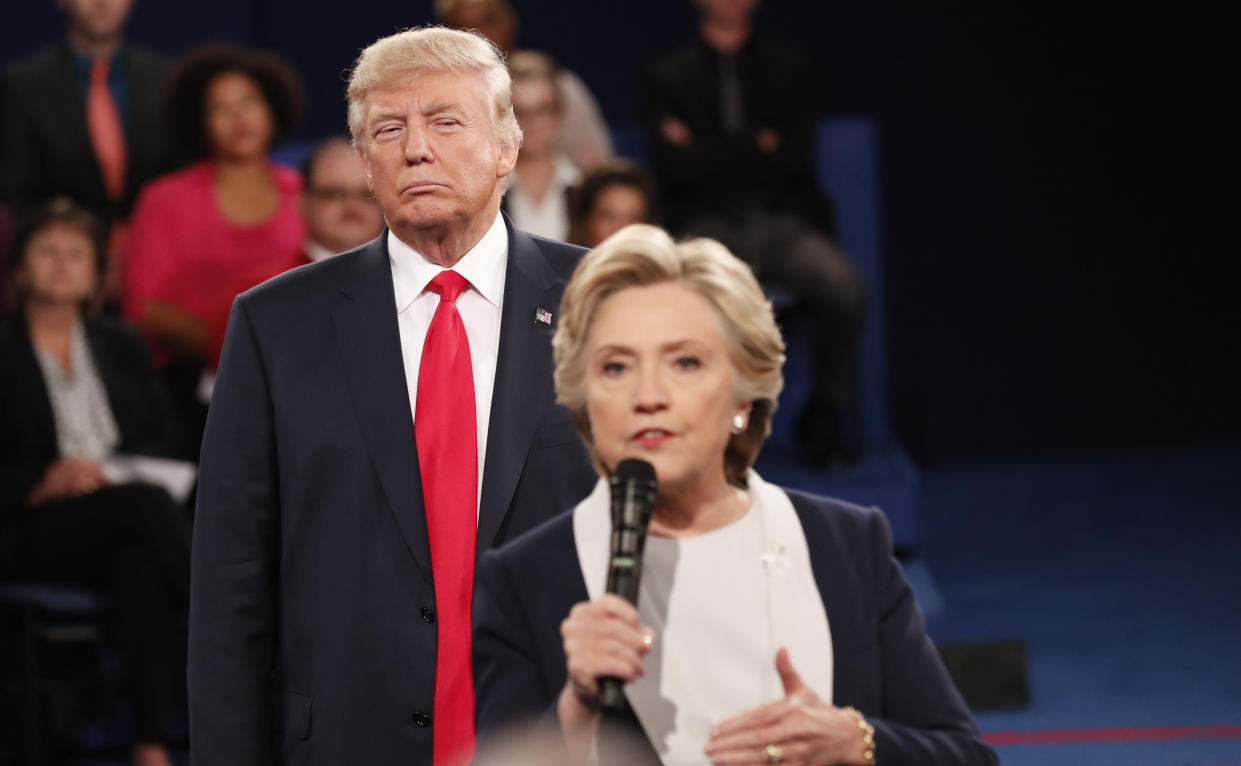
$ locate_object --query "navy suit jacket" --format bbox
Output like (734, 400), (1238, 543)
(474, 489), (999, 766)
(189, 220), (597, 765)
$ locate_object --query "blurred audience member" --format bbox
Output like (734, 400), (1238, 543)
(567, 159), (659, 248)
(299, 136), (384, 262)
(504, 51), (580, 241)
(0, 199), (190, 766)
(642, 0), (866, 466)
(0, 0), (174, 224)
(436, 0), (613, 171)
(121, 44), (304, 453)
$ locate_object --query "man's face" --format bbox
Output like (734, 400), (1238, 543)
(359, 70), (517, 240)
(59, 0), (135, 43)
(302, 145), (384, 254)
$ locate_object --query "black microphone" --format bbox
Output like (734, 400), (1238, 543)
(598, 458), (658, 711)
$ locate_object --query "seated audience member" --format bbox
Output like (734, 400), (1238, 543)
(474, 225), (998, 766)
(298, 136), (385, 262)
(642, 0), (866, 466)
(567, 159), (659, 248)
(504, 51), (581, 241)
(0, 0), (174, 226)
(0, 199), (190, 766)
(436, 0), (613, 172)
(121, 44), (304, 451)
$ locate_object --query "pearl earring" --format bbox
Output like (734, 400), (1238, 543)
(731, 413), (746, 434)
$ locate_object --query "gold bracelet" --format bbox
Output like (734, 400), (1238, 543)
(842, 706), (876, 766)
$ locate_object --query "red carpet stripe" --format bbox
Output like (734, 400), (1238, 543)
(984, 725), (1241, 746)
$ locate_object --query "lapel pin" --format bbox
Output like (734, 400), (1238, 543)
(534, 306), (553, 325)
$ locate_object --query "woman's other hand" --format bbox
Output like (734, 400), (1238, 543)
(557, 594), (653, 749)
(26, 458), (109, 505)
(704, 648), (869, 766)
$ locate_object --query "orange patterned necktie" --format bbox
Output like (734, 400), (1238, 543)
(415, 270), (478, 765)
(87, 59), (127, 201)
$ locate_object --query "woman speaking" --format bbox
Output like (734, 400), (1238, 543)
(473, 224), (996, 766)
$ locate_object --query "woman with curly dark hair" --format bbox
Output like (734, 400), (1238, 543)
(120, 44), (305, 450)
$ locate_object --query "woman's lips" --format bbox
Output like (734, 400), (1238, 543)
(633, 428), (673, 448)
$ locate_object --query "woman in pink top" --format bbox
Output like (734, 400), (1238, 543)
(124, 44), (305, 372)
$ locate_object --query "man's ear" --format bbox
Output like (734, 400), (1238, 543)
(497, 135), (521, 179)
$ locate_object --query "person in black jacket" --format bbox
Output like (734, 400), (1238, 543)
(0, 0), (174, 225)
(641, 0), (866, 467)
(0, 199), (189, 766)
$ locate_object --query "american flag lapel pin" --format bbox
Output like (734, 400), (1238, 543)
(535, 306), (553, 325)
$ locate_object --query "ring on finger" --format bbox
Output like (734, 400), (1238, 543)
(765, 743), (783, 764)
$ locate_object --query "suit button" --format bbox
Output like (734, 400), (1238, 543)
(413, 711), (431, 727)
(421, 606), (435, 623)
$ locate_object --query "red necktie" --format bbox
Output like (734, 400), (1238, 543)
(87, 59), (127, 201)
(415, 270), (478, 765)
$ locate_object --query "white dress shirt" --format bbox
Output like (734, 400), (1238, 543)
(505, 154), (581, 241)
(389, 212), (508, 511)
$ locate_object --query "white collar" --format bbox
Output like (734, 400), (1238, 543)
(303, 238), (336, 263)
(388, 211), (509, 312)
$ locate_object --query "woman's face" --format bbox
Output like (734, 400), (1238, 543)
(584, 184), (650, 248)
(512, 76), (561, 161)
(204, 70), (274, 161)
(18, 224), (97, 305)
(584, 281), (749, 497)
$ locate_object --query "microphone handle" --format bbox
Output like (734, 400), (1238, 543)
(598, 675), (627, 711)
(599, 553), (641, 711)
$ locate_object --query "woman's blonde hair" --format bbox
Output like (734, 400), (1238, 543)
(553, 224), (785, 485)
(346, 26), (522, 151)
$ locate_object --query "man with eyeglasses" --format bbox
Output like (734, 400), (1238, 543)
(299, 136), (385, 263)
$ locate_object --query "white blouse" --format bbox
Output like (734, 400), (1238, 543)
(572, 472), (835, 766)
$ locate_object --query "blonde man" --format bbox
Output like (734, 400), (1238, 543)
(189, 27), (596, 766)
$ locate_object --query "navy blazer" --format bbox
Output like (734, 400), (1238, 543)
(189, 220), (597, 766)
(474, 489), (998, 766)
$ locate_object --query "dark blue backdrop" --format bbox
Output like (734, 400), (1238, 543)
(3, 1), (1233, 463)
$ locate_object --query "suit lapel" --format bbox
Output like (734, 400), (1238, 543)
(122, 47), (164, 197)
(331, 237), (432, 583)
(5, 321), (59, 458)
(476, 221), (564, 558)
(51, 44), (106, 201)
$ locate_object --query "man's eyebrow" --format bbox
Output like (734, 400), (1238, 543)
(420, 99), (465, 116)
(367, 109), (406, 125)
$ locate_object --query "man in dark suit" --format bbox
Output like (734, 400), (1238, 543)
(642, 0), (866, 467)
(188, 27), (596, 766)
(0, 0), (174, 223)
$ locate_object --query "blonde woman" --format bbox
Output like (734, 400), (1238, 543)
(474, 224), (996, 766)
